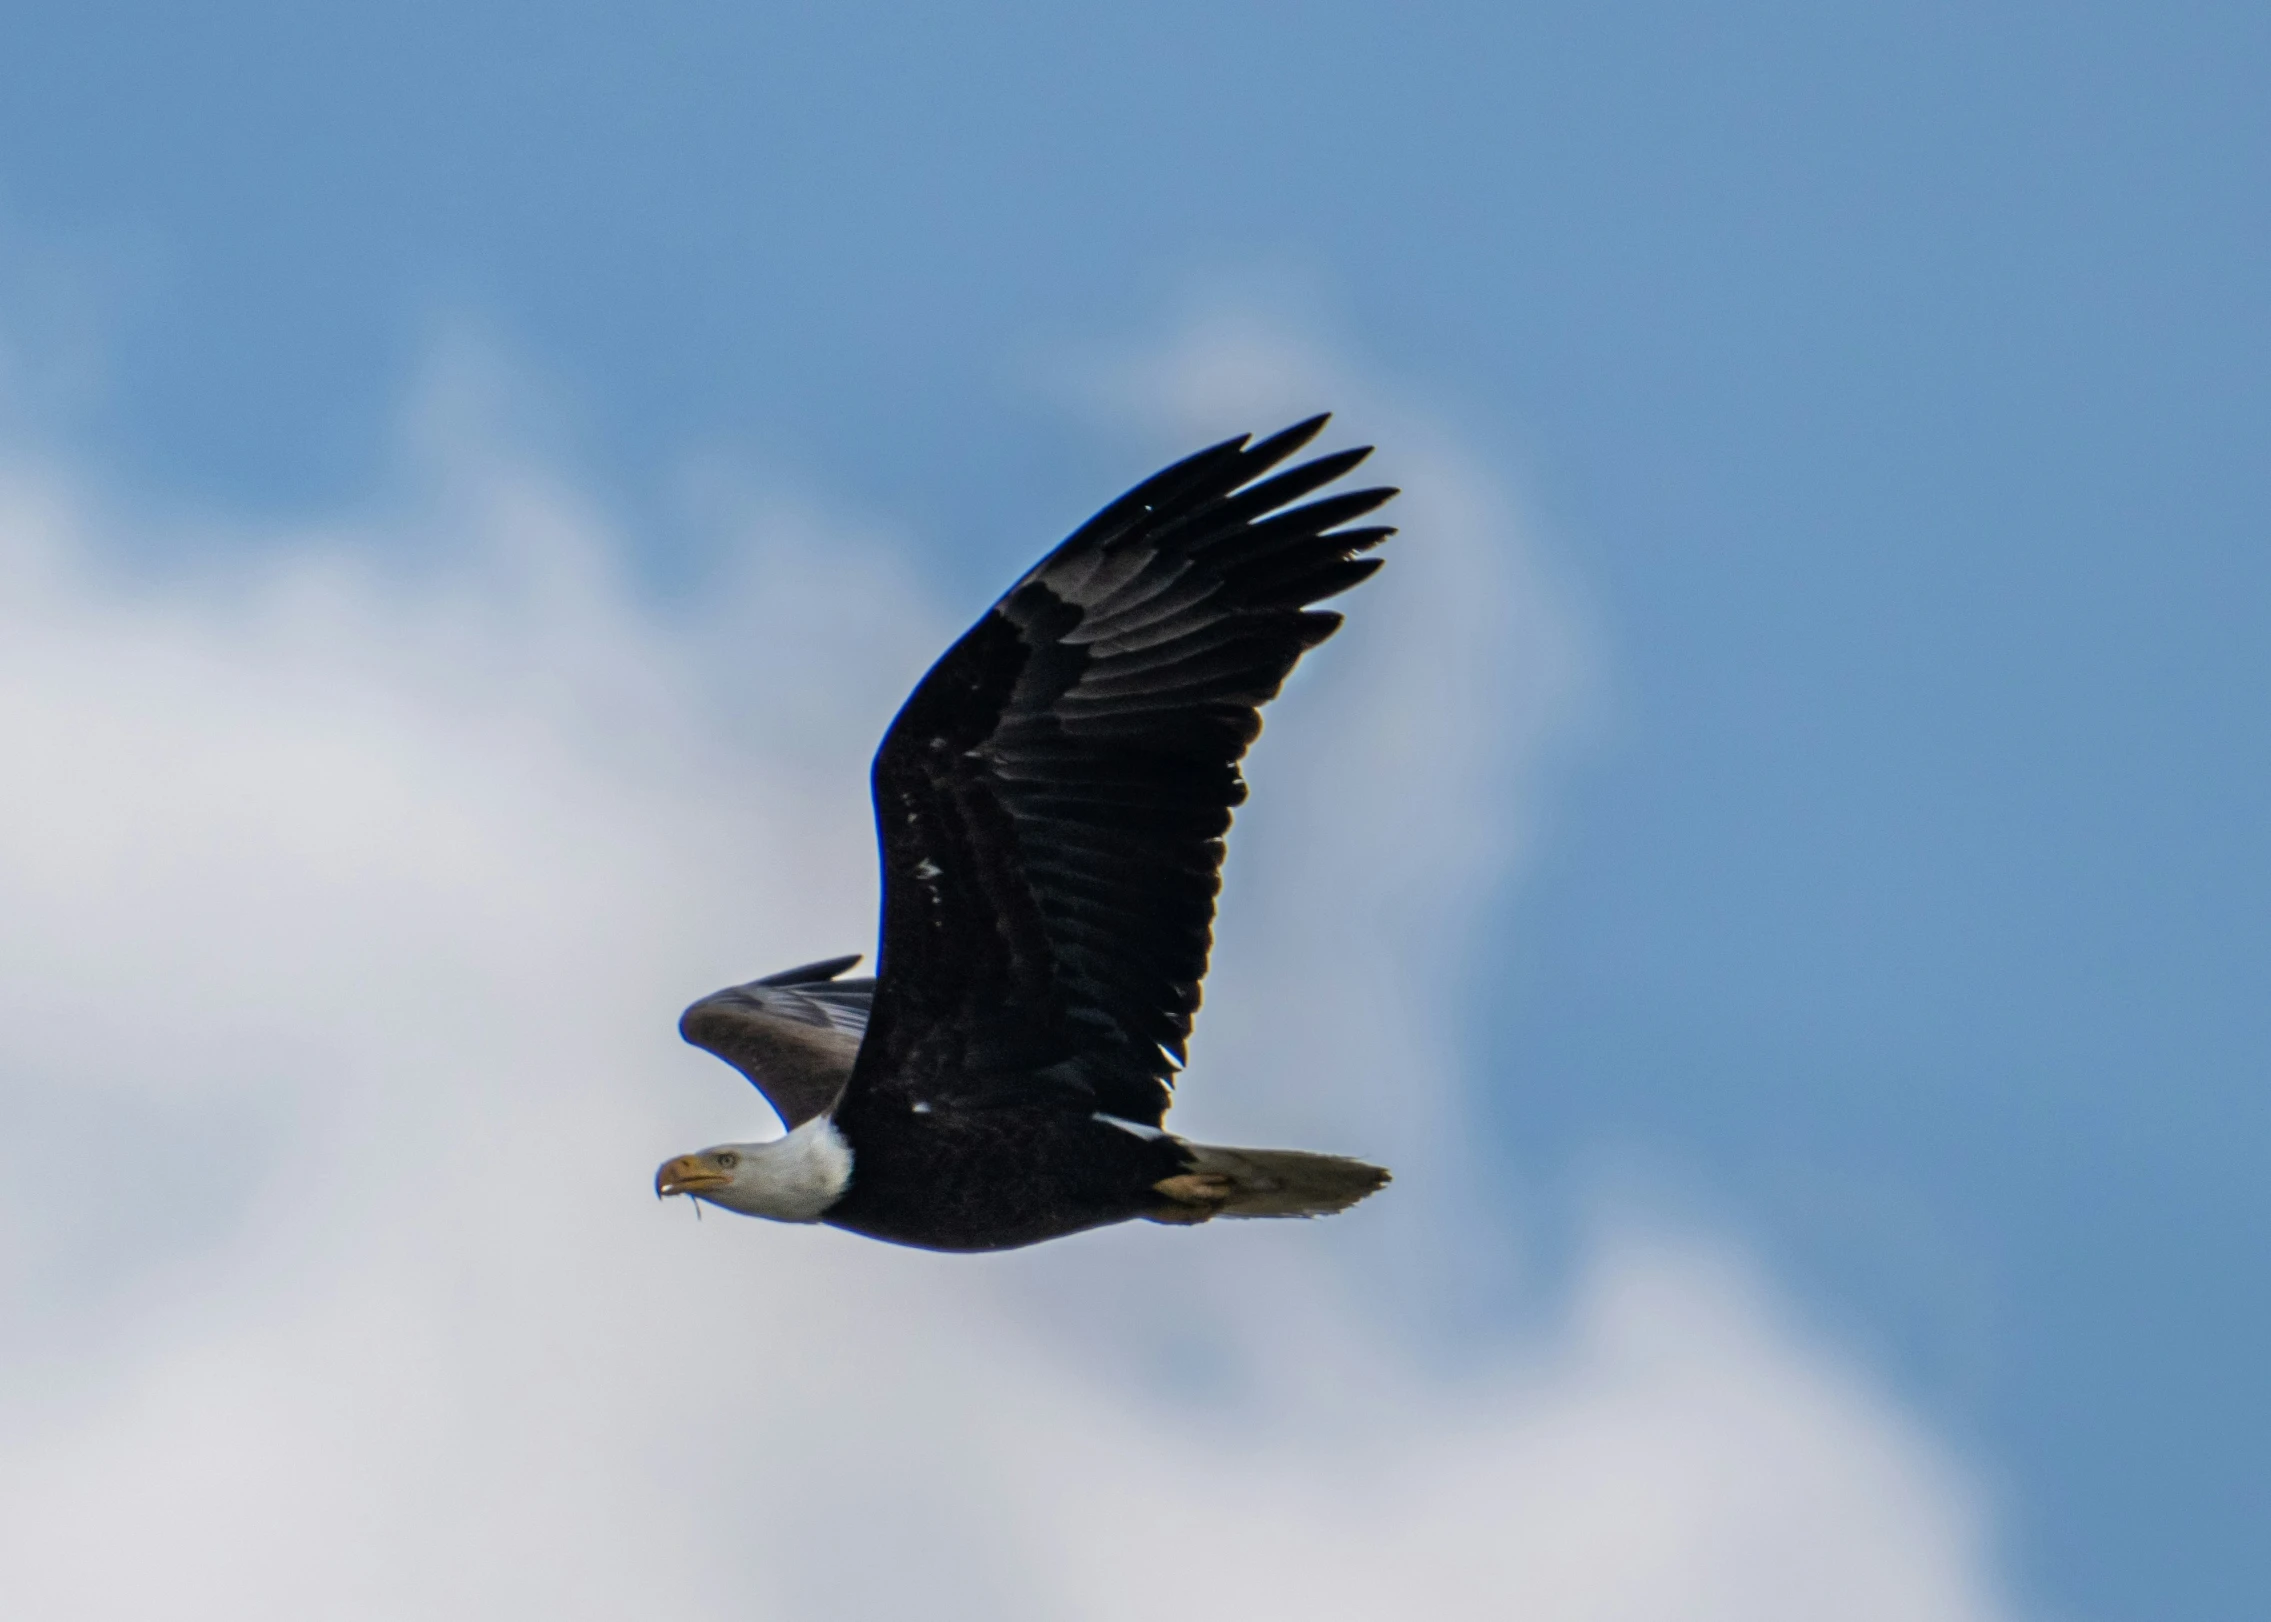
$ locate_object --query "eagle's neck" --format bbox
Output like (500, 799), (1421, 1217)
(718, 1116), (853, 1222)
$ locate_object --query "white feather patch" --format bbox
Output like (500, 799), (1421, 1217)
(708, 1116), (853, 1223)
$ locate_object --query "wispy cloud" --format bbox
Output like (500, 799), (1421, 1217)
(0, 325), (2016, 1620)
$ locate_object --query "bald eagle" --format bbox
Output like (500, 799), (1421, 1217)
(656, 416), (1395, 1251)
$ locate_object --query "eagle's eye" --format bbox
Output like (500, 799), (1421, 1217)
(716, 1152), (739, 1169)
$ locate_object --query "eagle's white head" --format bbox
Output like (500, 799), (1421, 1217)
(654, 1114), (853, 1222)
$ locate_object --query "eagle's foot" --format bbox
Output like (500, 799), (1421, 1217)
(1146, 1172), (1236, 1223)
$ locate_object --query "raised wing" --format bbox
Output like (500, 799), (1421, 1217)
(844, 416), (1393, 1128)
(680, 954), (875, 1129)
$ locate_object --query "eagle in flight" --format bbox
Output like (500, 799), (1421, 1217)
(656, 416), (1395, 1251)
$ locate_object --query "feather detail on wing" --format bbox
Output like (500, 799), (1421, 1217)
(679, 955), (874, 1129)
(845, 416), (1394, 1128)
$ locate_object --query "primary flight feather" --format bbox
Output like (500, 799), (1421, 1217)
(657, 415), (1395, 1251)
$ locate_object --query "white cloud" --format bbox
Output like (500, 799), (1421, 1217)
(0, 331), (2017, 1620)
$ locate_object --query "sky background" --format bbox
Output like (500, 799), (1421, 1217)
(1, 5), (2264, 1619)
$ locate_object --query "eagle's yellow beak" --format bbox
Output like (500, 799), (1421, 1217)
(655, 1154), (733, 1197)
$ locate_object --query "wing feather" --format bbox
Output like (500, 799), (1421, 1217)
(679, 956), (874, 1129)
(842, 417), (1394, 1128)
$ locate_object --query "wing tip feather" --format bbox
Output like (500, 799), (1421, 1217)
(755, 954), (866, 986)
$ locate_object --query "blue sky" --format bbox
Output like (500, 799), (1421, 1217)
(2, 5), (2264, 1618)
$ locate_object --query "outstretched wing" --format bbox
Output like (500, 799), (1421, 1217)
(844, 416), (1393, 1128)
(680, 954), (875, 1129)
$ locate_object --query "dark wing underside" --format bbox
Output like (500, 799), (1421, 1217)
(844, 416), (1394, 1128)
(680, 955), (875, 1129)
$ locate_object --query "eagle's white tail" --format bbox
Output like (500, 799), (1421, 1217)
(1149, 1143), (1390, 1222)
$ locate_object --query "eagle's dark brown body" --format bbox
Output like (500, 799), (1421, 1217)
(824, 1096), (1189, 1252)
